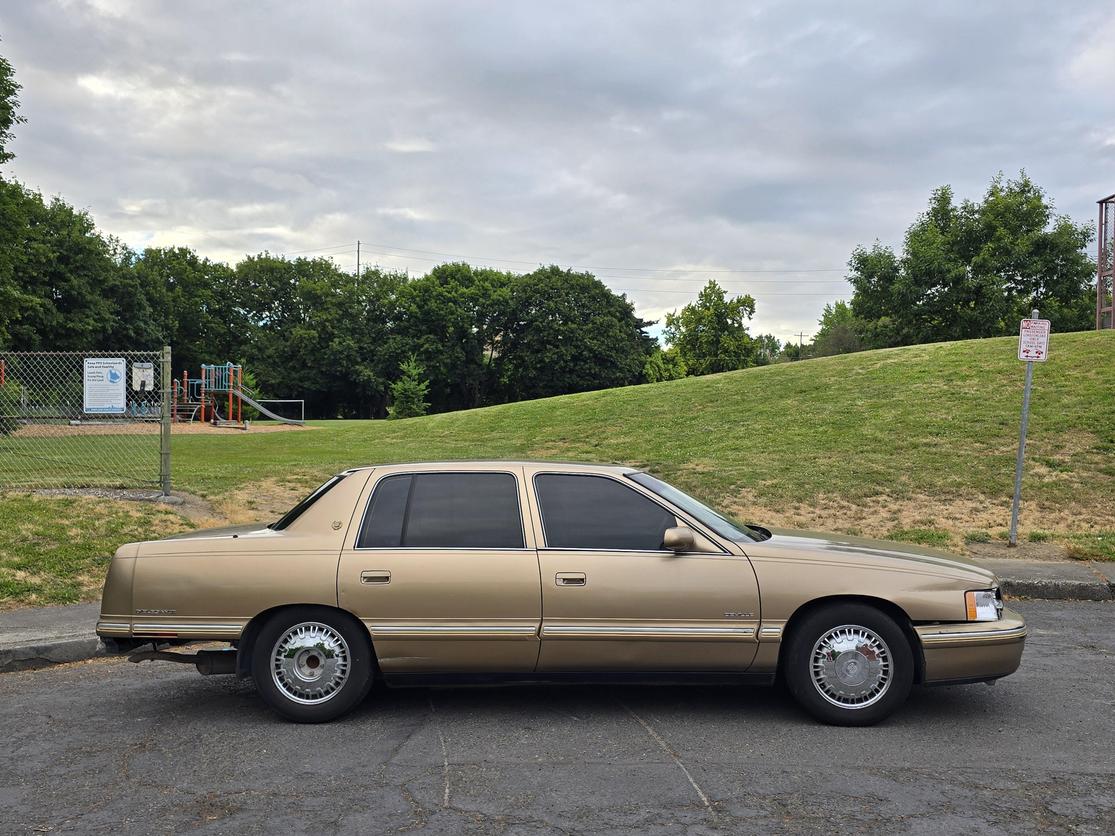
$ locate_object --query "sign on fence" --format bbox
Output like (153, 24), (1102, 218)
(83, 357), (127, 414)
(132, 361), (154, 392)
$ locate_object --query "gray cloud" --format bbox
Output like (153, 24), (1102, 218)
(3, 0), (1113, 342)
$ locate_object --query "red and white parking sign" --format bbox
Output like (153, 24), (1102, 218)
(1018, 318), (1051, 362)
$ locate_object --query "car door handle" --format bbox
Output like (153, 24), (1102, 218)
(360, 570), (391, 584)
(555, 572), (586, 586)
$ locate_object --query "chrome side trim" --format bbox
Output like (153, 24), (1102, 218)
(541, 625), (757, 640)
(758, 624), (784, 641)
(95, 621), (131, 633)
(917, 625), (1028, 645)
(365, 625), (539, 640)
(132, 622), (245, 635)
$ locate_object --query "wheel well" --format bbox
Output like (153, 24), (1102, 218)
(234, 603), (377, 678)
(776, 595), (925, 684)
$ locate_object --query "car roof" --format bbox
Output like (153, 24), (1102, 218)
(339, 460), (639, 476)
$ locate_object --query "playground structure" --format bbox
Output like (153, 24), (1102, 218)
(172, 363), (305, 427)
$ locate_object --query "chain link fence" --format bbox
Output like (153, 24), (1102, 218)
(0, 348), (171, 493)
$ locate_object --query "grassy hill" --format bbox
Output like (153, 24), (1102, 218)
(3, 330), (1113, 605)
(175, 330), (1113, 534)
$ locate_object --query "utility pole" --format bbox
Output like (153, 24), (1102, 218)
(795, 332), (808, 360)
(356, 239), (361, 280)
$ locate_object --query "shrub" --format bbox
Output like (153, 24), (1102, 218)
(388, 356), (430, 419)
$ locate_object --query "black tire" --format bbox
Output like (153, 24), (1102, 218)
(783, 603), (913, 726)
(251, 606), (375, 723)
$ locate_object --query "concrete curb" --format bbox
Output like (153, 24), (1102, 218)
(999, 577), (1113, 602)
(0, 637), (106, 673)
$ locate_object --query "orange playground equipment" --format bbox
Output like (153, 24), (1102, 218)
(172, 363), (304, 426)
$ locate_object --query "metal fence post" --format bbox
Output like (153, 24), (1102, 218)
(160, 345), (172, 495)
(1008, 308), (1041, 547)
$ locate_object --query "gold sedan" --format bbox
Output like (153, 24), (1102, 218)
(98, 462), (1026, 725)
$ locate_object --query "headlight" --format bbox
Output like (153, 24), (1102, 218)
(965, 589), (1002, 622)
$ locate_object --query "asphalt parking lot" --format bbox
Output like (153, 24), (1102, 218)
(1, 600), (1112, 835)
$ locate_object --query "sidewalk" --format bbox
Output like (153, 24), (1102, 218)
(0, 602), (102, 672)
(1, 558), (1112, 673)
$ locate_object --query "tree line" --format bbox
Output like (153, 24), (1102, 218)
(0, 210), (780, 418)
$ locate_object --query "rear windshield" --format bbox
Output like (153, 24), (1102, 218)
(271, 474), (347, 530)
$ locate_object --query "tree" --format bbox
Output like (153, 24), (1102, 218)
(753, 333), (782, 365)
(849, 173), (1095, 347)
(388, 355), (430, 419)
(132, 247), (244, 374)
(643, 347), (687, 382)
(0, 46), (25, 166)
(662, 280), (757, 376)
(812, 301), (864, 356)
(393, 262), (512, 412)
(234, 255), (405, 418)
(0, 185), (159, 351)
(499, 266), (655, 400)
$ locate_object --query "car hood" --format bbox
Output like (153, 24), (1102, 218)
(751, 528), (997, 585)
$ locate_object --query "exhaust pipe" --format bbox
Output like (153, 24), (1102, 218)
(128, 648), (237, 676)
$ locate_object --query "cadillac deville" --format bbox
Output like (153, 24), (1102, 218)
(97, 462), (1026, 725)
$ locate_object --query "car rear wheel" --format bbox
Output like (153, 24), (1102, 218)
(251, 607), (375, 723)
(784, 603), (913, 726)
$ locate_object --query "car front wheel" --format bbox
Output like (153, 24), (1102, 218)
(784, 603), (914, 726)
(252, 607), (375, 723)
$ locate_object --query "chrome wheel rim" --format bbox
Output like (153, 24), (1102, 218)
(810, 624), (892, 709)
(270, 621), (351, 705)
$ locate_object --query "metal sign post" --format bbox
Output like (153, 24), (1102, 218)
(1008, 309), (1050, 546)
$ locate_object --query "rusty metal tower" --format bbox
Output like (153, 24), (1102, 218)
(1099, 193), (1115, 329)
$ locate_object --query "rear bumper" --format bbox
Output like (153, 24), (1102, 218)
(915, 608), (1027, 684)
(96, 617), (244, 644)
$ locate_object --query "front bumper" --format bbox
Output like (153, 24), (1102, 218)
(915, 608), (1027, 685)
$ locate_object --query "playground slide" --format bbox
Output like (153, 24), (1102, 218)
(233, 389), (305, 425)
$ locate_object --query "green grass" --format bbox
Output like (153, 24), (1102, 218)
(164, 331), (1114, 505)
(886, 527), (953, 548)
(0, 495), (194, 607)
(1066, 533), (1115, 562)
(2, 330), (1114, 605)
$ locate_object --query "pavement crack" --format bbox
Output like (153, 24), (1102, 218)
(427, 694), (450, 808)
(617, 699), (715, 815)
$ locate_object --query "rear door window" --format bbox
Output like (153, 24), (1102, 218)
(357, 472), (525, 549)
(534, 473), (677, 551)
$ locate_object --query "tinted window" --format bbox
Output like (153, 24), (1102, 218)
(357, 472), (524, 549)
(358, 474), (412, 547)
(535, 473), (677, 550)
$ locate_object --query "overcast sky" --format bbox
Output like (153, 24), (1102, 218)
(3, 1), (1114, 342)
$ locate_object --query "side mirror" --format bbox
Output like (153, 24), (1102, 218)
(662, 526), (696, 553)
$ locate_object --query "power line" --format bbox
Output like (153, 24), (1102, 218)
(274, 238), (845, 276)
(355, 245), (847, 284)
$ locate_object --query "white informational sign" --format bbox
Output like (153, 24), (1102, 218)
(132, 361), (154, 392)
(1017, 318), (1051, 362)
(83, 357), (126, 414)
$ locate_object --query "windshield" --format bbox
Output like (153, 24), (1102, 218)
(271, 474), (347, 530)
(627, 472), (759, 542)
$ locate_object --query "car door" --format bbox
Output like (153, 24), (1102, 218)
(527, 468), (760, 672)
(337, 466), (541, 674)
